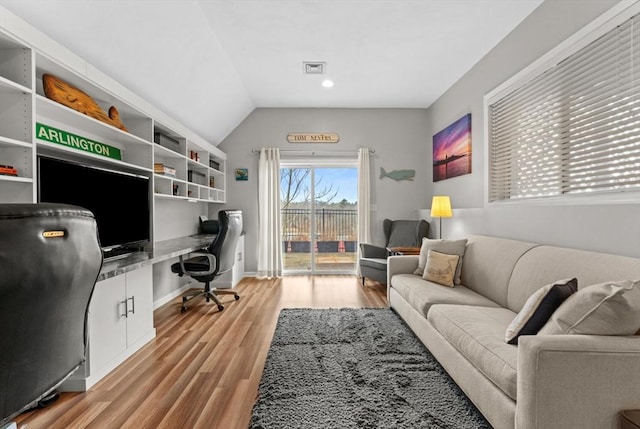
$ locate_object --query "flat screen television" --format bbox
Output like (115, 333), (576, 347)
(38, 156), (151, 256)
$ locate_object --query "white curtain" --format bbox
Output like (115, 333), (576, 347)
(357, 148), (371, 276)
(257, 147), (283, 278)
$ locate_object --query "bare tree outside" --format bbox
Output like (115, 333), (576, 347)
(280, 168), (339, 208)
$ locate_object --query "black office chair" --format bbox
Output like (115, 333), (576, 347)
(0, 203), (103, 427)
(171, 210), (243, 313)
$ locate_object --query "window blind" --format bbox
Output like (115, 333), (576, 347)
(488, 13), (640, 202)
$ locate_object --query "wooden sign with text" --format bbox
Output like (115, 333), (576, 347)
(287, 133), (340, 143)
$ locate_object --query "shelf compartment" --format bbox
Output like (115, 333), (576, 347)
(0, 75), (31, 94)
(0, 89), (32, 143)
(0, 34), (32, 90)
(187, 183), (200, 199)
(0, 178), (34, 203)
(36, 95), (153, 169)
(154, 174), (187, 198)
(187, 168), (207, 186)
(0, 144), (32, 179)
(154, 153), (186, 182)
(36, 54), (149, 140)
(153, 122), (186, 155)
(36, 95), (149, 146)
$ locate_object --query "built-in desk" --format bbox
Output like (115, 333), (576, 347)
(99, 234), (216, 281)
(61, 234), (216, 392)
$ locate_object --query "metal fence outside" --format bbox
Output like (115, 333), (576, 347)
(281, 208), (357, 252)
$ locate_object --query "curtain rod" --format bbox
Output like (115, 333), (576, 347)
(251, 148), (375, 154)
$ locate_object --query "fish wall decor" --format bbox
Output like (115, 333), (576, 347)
(380, 167), (415, 181)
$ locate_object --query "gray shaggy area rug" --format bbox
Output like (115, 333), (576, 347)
(250, 308), (493, 429)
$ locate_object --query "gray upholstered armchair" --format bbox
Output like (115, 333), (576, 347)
(359, 219), (429, 285)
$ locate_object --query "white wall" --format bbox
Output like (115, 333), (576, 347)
(218, 108), (431, 272)
(425, 0), (640, 258)
(153, 198), (208, 242)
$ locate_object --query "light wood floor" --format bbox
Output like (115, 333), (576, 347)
(14, 275), (387, 429)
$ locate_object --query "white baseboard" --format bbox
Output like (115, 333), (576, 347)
(153, 283), (194, 310)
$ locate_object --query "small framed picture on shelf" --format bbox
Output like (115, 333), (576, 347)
(235, 168), (248, 181)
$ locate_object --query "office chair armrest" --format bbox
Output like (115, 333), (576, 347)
(178, 253), (218, 276)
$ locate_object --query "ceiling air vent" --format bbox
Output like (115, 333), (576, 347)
(303, 62), (326, 75)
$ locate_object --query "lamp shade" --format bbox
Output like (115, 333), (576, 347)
(430, 196), (452, 218)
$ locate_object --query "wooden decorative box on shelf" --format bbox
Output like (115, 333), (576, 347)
(42, 73), (128, 132)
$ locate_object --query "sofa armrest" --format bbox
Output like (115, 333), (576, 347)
(517, 334), (640, 429)
(386, 255), (420, 298)
(360, 243), (388, 259)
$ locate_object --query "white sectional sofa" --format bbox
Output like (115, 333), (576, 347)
(387, 234), (640, 429)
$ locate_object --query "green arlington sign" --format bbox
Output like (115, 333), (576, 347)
(36, 123), (122, 160)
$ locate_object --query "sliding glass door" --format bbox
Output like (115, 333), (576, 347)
(281, 160), (358, 274)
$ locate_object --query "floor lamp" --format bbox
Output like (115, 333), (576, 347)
(430, 195), (452, 239)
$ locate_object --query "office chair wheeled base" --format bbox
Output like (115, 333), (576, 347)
(180, 287), (240, 313)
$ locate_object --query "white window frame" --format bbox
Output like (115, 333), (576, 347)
(483, 0), (640, 207)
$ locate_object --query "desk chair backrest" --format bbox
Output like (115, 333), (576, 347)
(206, 209), (243, 277)
(0, 203), (103, 425)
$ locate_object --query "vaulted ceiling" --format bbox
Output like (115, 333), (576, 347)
(0, 0), (543, 144)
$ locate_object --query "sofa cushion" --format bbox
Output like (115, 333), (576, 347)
(391, 274), (500, 317)
(461, 235), (538, 308)
(414, 238), (468, 285)
(422, 250), (459, 287)
(505, 278), (577, 345)
(506, 245), (640, 313)
(539, 280), (640, 336)
(428, 304), (519, 400)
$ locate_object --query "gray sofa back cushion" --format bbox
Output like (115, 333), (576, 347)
(507, 246), (640, 312)
(461, 235), (538, 308)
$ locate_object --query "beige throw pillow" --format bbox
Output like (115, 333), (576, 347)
(414, 238), (467, 285)
(422, 250), (459, 288)
(538, 280), (640, 336)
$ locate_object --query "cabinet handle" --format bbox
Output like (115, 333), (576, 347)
(120, 299), (128, 318)
(128, 296), (135, 315)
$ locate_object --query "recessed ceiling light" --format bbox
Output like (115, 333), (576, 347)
(322, 79), (334, 88)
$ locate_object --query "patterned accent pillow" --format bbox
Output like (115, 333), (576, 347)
(538, 280), (640, 336)
(505, 278), (578, 345)
(414, 238), (468, 285)
(422, 250), (460, 288)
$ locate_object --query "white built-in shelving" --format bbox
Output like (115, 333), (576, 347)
(0, 30), (34, 202)
(0, 13), (227, 218)
(153, 122), (226, 203)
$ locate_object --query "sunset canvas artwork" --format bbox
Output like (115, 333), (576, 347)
(433, 113), (472, 182)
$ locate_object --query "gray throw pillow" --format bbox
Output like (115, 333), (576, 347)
(538, 280), (640, 336)
(505, 278), (577, 345)
(414, 238), (468, 285)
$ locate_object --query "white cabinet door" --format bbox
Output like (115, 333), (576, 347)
(232, 235), (245, 285)
(125, 265), (154, 347)
(212, 235), (245, 288)
(88, 275), (127, 373)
